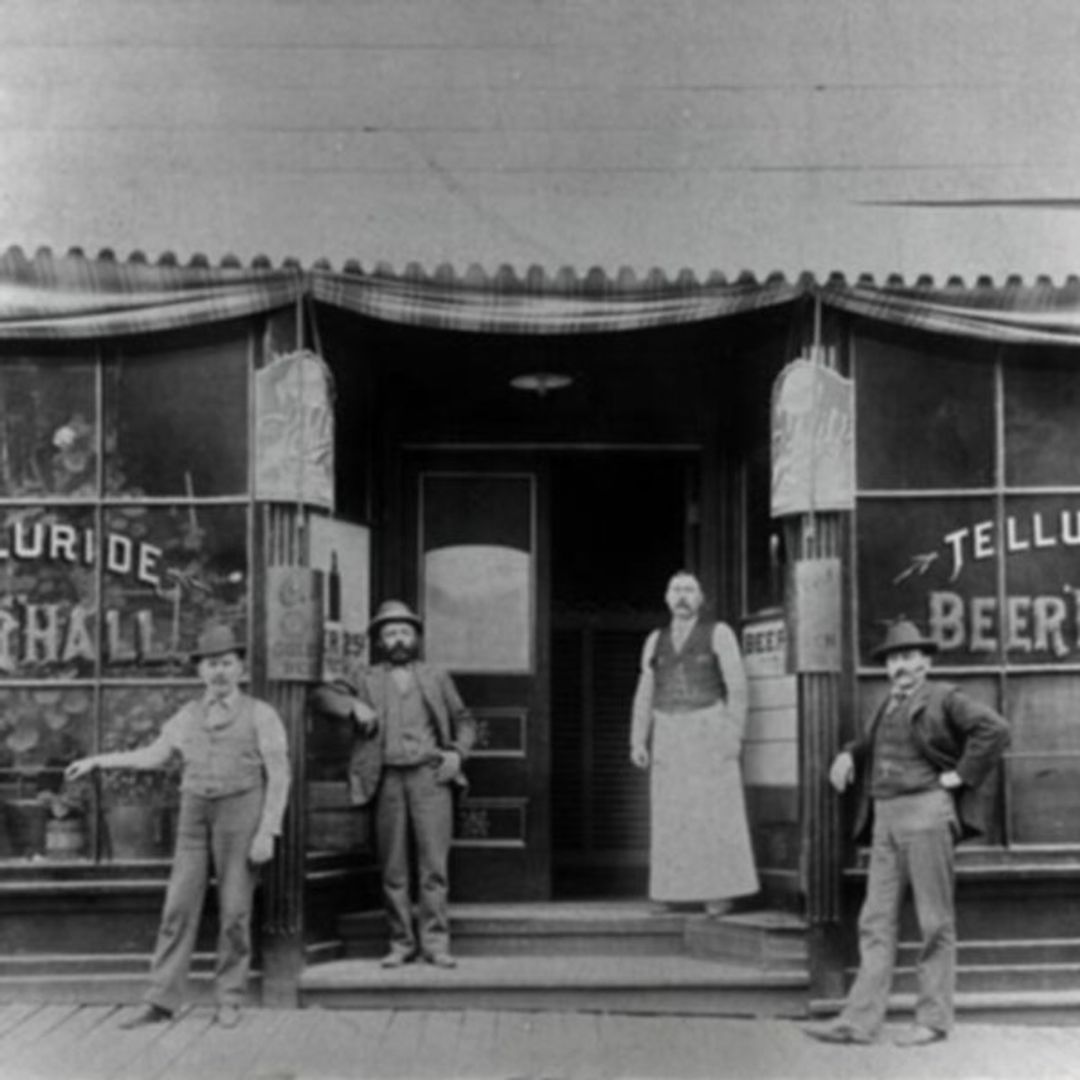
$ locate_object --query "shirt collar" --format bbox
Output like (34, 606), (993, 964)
(889, 679), (931, 713)
(203, 688), (240, 711)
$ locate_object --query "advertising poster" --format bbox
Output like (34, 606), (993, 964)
(771, 352), (854, 518)
(254, 350), (335, 511)
(308, 516), (371, 681)
(265, 567), (322, 681)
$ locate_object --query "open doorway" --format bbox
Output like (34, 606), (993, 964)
(549, 453), (696, 898)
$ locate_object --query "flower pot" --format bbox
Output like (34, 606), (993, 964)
(45, 817), (88, 860)
(104, 804), (171, 860)
(4, 799), (48, 858)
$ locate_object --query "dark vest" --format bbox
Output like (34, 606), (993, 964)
(868, 695), (940, 799)
(651, 620), (727, 712)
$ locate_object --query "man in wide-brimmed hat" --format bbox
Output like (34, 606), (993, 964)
(66, 622), (290, 1030)
(312, 600), (475, 969)
(804, 618), (1009, 1049)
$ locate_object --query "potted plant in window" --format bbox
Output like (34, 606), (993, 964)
(38, 783), (90, 860)
(100, 769), (175, 860)
(2, 718), (49, 859)
(98, 694), (180, 860)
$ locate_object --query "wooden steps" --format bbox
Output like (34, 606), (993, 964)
(810, 937), (1080, 1022)
(338, 901), (688, 958)
(0, 954), (225, 1005)
(300, 953), (810, 1016)
(845, 939), (1080, 996)
(684, 910), (808, 970)
(308, 900), (810, 1016)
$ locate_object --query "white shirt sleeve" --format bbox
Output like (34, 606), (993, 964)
(712, 621), (748, 738)
(253, 701), (291, 837)
(630, 630), (660, 753)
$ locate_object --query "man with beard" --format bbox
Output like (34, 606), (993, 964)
(803, 619), (1009, 1048)
(630, 570), (758, 916)
(66, 623), (290, 1029)
(314, 600), (475, 969)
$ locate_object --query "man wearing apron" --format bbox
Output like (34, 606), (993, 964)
(630, 571), (759, 914)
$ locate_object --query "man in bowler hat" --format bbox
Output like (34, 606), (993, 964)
(313, 600), (476, 968)
(66, 623), (290, 1029)
(804, 619), (1009, 1048)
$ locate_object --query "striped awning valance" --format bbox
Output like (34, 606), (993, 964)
(820, 277), (1080, 348)
(3, 247), (1080, 347)
(0, 249), (303, 340)
(309, 267), (803, 335)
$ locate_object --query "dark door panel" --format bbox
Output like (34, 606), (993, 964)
(406, 459), (551, 901)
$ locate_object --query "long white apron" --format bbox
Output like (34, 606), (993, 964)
(648, 702), (759, 902)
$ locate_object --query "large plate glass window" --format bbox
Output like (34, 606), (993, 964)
(0, 326), (252, 866)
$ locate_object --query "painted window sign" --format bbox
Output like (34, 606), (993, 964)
(859, 495), (1080, 666)
(0, 505), (247, 678)
(859, 496), (1080, 665)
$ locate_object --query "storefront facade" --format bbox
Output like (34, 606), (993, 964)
(3, 250), (1080, 1004)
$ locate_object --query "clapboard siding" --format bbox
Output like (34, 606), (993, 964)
(743, 743), (798, 789)
(742, 653), (799, 881)
(1, 1), (1078, 276)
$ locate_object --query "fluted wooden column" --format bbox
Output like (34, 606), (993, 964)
(256, 503), (309, 1006)
(788, 511), (851, 1001)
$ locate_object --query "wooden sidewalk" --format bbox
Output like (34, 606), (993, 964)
(5, 1001), (1080, 1080)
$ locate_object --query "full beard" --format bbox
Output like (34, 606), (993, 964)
(387, 644), (419, 666)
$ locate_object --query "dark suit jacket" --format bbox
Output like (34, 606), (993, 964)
(340, 662), (477, 807)
(845, 680), (1010, 843)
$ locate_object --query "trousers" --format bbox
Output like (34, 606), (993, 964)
(144, 786), (264, 1012)
(839, 787), (957, 1038)
(376, 763), (454, 959)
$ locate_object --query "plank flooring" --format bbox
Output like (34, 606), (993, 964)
(4, 1003), (1080, 1079)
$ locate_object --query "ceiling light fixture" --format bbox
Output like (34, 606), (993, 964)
(509, 372), (574, 397)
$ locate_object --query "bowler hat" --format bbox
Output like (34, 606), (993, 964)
(191, 623), (246, 662)
(872, 619), (939, 661)
(369, 600), (423, 636)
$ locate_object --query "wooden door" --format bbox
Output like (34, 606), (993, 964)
(405, 457), (550, 900)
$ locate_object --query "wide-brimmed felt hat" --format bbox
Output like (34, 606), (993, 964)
(368, 600), (423, 636)
(191, 623), (246, 662)
(872, 619), (939, 661)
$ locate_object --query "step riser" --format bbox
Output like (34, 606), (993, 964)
(892, 969), (1080, 995)
(340, 919), (801, 961)
(898, 944), (1080, 966)
(302, 986), (810, 1017)
(0, 956), (216, 978)
(343, 934), (684, 959)
(683, 926), (807, 970)
(0, 973), (220, 1006)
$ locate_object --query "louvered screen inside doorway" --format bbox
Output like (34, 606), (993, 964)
(551, 615), (654, 897)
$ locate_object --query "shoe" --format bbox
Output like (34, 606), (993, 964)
(893, 1024), (947, 1047)
(214, 1004), (242, 1029)
(119, 1004), (173, 1030)
(425, 952), (457, 969)
(802, 1021), (874, 1045)
(380, 950), (415, 969)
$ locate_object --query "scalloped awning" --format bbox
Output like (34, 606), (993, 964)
(3, 246), (1080, 347)
(0, 247), (303, 340)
